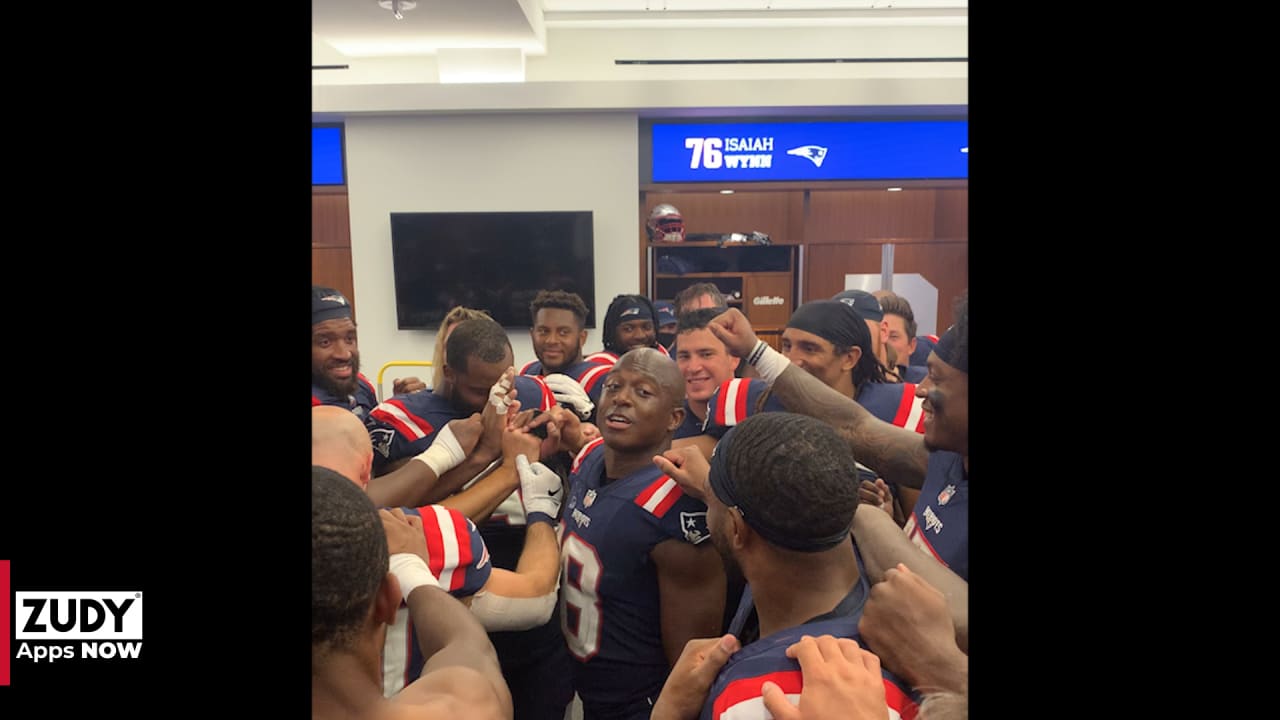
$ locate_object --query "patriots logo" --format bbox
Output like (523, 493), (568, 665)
(681, 511), (709, 545)
(786, 145), (829, 168)
(937, 484), (956, 506)
(370, 428), (396, 459)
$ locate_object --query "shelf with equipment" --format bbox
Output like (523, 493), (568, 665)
(648, 241), (797, 330)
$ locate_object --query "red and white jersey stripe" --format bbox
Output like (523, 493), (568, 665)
(714, 378), (751, 428)
(634, 475), (683, 518)
(711, 669), (918, 720)
(369, 399), (436, 441)
(584, 351), (619, 367)
(891, 383), (927, 434)
(578, 362), (611, 394)
(418, 504), (475, 592)
(572, 437), (606, 474)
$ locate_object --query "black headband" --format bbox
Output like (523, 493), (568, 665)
(933, 324), (967, 373)
(708, 426), (851, 553)
(786, 300), (865, 350)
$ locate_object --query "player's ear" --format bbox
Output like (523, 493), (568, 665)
(361, 452), (374, 490)
(578, 329), (588, 347)
(841, 346), (859, 373)
(668, 403), (685, 433)
(728, 508), (751, 552)
(375, 573), (401, 626)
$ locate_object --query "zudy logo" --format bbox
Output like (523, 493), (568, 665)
(13, 590), (143, 664)
(16, 592), (142, 640)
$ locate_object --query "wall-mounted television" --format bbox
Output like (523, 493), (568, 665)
(390, 211), (596, 329)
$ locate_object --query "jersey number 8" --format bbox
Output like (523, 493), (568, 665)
(561, 533), (603, 660)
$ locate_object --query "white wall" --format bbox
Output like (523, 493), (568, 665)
(345, 113), (639, 394)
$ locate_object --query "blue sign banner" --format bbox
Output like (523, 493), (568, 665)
(312, 126), (345, 185)
(650, 121), (967, 182)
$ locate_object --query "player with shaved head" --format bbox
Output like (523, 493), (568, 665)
(549, 347), (727, 720)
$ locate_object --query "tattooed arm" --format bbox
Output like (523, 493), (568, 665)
(710, 308), (930, 490)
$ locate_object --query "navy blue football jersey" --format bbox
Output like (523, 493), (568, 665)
(559, 438), (713, 710)
(855, 382), (926, 433)
(312, 372), (378, 420)
(699, 378), (923, 438)
(700, 378), (787, 439)
(672, 399), (708, 440)
(903, 449), (968, 582)
(701, 599), (919, 720)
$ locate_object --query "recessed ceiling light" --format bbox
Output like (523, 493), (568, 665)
(720, 189), (734, 194)
(887, 187), (903, 192)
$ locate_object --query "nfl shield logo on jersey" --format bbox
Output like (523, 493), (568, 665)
(584, 489), (597, 508)
(937, 484), (956, 505)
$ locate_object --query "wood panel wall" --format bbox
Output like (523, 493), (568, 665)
(802, 244), (885, 301)
(803, 241), (967, 333)
(806, 190), (937, 244)
(934, 188), (968, 240)
(312, 190), (357, 320)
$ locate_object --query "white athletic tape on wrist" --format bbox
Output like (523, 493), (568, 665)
(747, 340), (791, 384)
(412, 424), (466, 477)
(389, 553), (440, 603)
(468, 588), (559, 632)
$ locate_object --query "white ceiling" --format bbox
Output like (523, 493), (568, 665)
(312, 0), (968, 115)
(315, 1), (966, 62)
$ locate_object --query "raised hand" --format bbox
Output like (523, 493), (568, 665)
(858, 564), (967, 694)
(444, 413), (484, 458)
(515, 454), (563, 522)
(543, 373), (595, 420)
(380, 507), (428, 561)
(707, 308), (760, 358)
(501, 421), (543, 467)
(651, 635), (741, 720)
(527, 405), (589, 456)
(393, 376), (428, 395)
(652, 446), (712, 502)
(857, 478), (894, 516)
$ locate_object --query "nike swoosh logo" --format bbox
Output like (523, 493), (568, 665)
(548, 488), (560, 496)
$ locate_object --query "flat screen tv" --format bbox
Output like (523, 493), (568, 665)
(390, 211), (596, 329)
